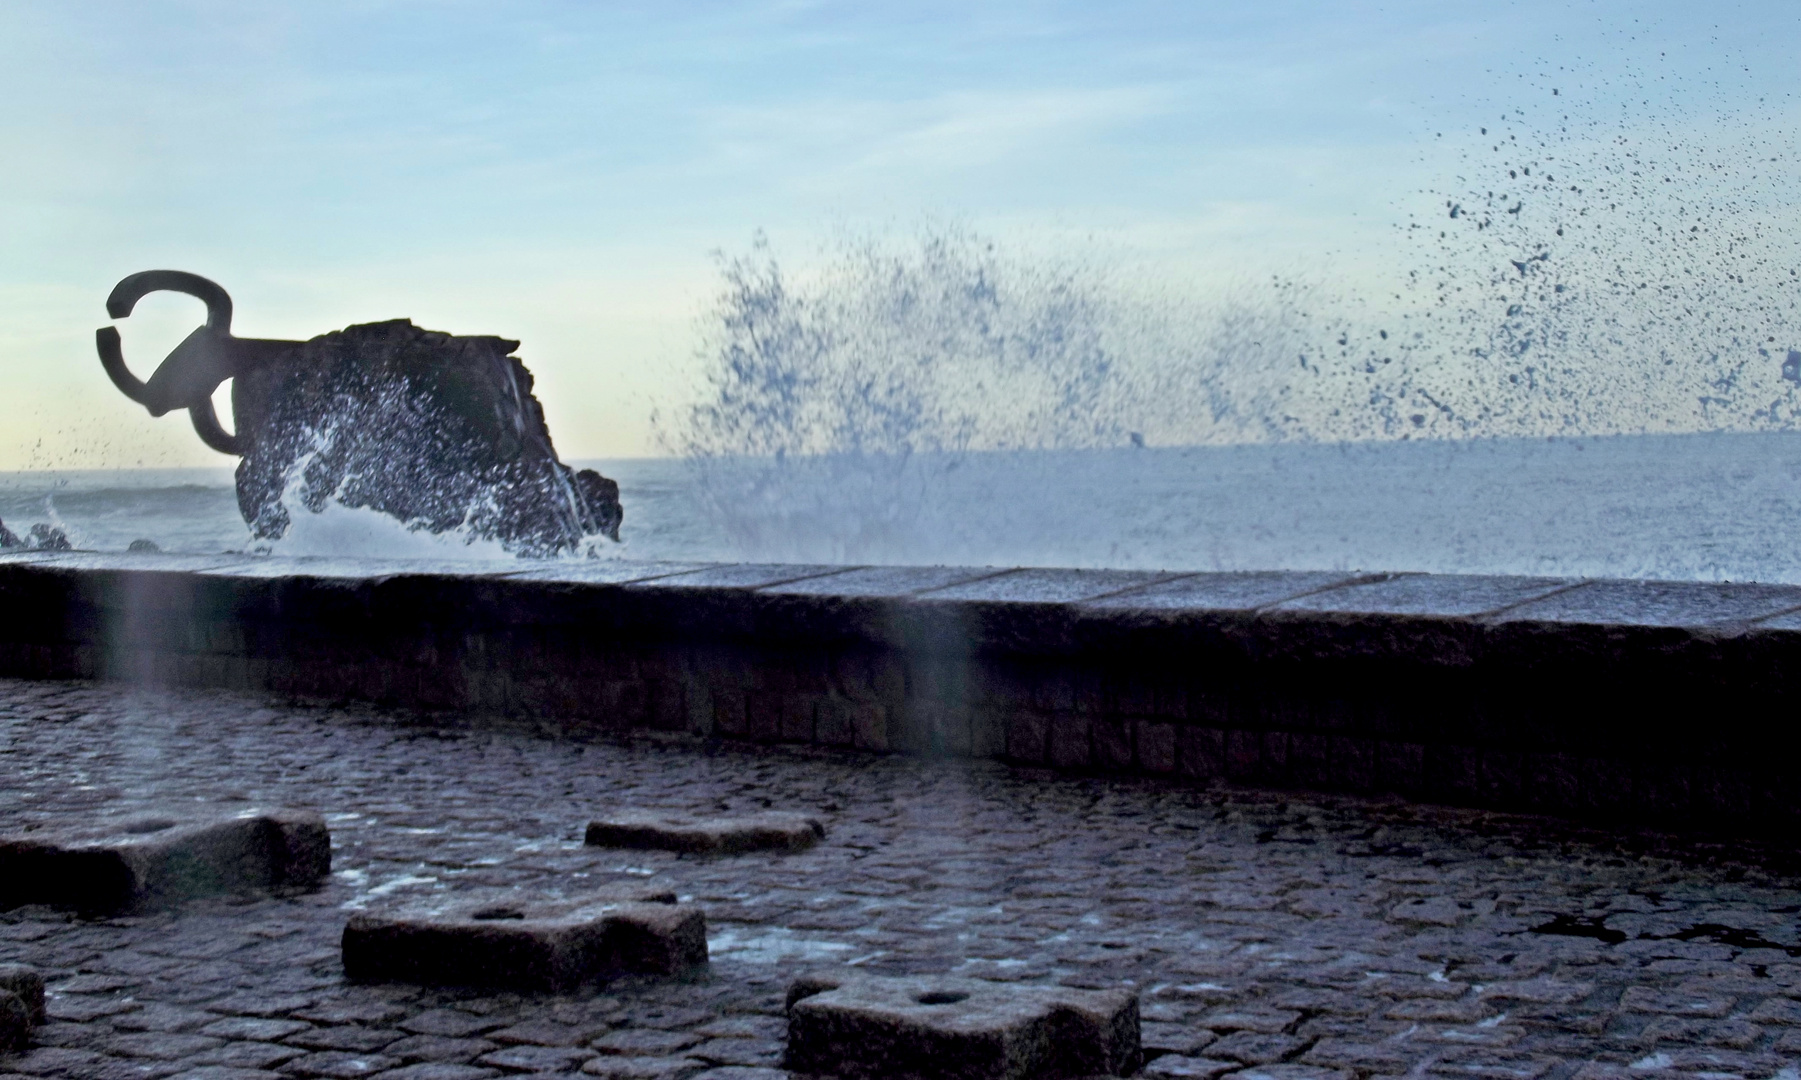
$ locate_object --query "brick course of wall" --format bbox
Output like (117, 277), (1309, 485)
(4, 551), (1800, 833)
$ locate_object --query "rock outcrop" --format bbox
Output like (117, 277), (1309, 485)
(0, 519), (70, 552)
(230, 320), (622, 557)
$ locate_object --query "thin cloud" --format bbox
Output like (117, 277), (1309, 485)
(699, 84), (1179, 195)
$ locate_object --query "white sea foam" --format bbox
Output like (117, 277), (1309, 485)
(257, 497), (518, 562)
(252, 428), (532, 563)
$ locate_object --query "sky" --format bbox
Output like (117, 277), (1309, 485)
(1, 0), (1796, 468)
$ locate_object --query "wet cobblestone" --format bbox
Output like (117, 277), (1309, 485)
(2, 678), (1801, 1079)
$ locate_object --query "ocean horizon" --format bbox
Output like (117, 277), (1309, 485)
(3, 430), (1799, 585)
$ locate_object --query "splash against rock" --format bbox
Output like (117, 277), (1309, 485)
(95, 271), (622, 558)
(232, 319), (621, 556)
(0, 518), (70, 552)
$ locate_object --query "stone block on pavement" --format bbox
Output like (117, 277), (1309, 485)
(341, 887), (707, 992)
(0, 807), (330, 914)
(0, 988), (29, 1054)
(785, 973), (1140, 1079)
(0, 964), (45, 1025)
(584, 811), (824, 854)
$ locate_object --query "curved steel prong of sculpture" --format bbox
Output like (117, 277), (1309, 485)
(95, 270), (299, 455)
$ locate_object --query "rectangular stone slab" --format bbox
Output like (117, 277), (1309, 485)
(787, 973), (1140, 1080)
(342, 888), (707, 991)
(0, 964), (45, 1024)
(0, 807), (330, 914)
(585, 811), (824, 854)
(0, 991), (26, 1054)
(0, 963), (40, 1054)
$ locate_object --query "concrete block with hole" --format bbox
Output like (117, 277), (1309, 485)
(341, 887), (708, 991)
(0, 963), (42, 1054)
(584, 810), (825, 854)
(0, 807), (330, 914)
(785, 973), (1140, 1080)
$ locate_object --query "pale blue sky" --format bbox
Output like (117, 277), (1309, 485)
(2, 1), (1794, 467)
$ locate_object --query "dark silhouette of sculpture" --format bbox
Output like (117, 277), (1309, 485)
(96, 271), (621, 557)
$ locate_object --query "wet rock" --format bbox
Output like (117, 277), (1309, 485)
(1223, 1067), (1350, 1080)
(127, 539), (162, 553)
(584, 812), (824, 855)
(0, 964), (46, 1025)
(382, 1067), (504, 1080)
(286, 1048), (401, 1077)
(590, 1031), (703, 1057)
(1205, 1031), (1307, 1065)
(396, 1012), (499, 1040)
(25, 524), (70, 551)
(341, 888), (707, 992)
(785, 973), (1140, 1079)
(0, 519), (70, 551)
(288, 1026), (404, 1053)
(196, 1018), (310, 1042)
(1141, 1023), (1216, 1056)
(1197, 1009), (1297, 1036)
(0, 806), (330, 914)
(578, 1058), (703, 1079)
(1138, 1057), (1235, 1080)
(231, 319), (621, 557)
(475, 1045), (595, 1073)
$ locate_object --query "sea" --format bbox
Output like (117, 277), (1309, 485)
(4, 431), (1800, 584)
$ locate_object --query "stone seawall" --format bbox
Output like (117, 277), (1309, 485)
(3, 551), (1799, 832)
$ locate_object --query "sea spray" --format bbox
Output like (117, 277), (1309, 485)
(667, 51), (1801, 564)
(1338, 48), (1801, 440)
(254, 423), (519, 562)
(663, 230), (1136, 562)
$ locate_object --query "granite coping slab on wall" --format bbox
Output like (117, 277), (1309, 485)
(7, 551), (1801, 829)
(11, 549), (1801, 684)
(12, 549), (1801, 650)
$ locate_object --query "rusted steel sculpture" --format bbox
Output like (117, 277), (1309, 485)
(97, 271), (622, 556)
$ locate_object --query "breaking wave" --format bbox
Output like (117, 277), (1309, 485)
(253, 427), (526, 562)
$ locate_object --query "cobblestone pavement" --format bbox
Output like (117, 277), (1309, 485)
(3, 678), (1801, 1080)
